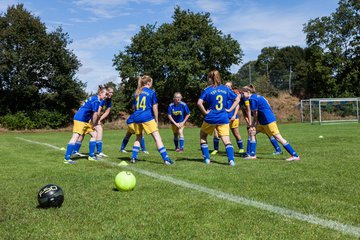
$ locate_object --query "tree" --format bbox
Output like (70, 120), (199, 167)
(0, 4), (85, 119)
(303, 0), (360, 97)
(113, 7), (243, 124)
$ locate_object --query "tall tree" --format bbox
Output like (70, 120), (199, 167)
(303, 0), (360, 97)
(0, 4), (85, 117)
(113, 7), (242, 123)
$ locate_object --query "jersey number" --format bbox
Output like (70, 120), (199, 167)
(215, 95), (223, 110)
(136, 96), (146, 110)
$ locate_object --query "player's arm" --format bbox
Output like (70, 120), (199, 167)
(168, 114), (178, 125)
(226, 94), (240, 112)
(99, 107), (111, 124)
(231, 104), (239, 120)
(197, 99), (209, 115)
(91, 111), (99, 126)
(152, 103), (159, 123)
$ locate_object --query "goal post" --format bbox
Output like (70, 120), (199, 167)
(301, 98), (360, 124)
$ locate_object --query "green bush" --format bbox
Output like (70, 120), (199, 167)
(0, 110), (68, 130)
(31, 109), (68, 129)
(0, 112), (35, 130)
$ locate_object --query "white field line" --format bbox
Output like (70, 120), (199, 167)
(16, 137), (360, 238)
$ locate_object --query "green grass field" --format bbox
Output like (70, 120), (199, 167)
(0, 123), (359, 239)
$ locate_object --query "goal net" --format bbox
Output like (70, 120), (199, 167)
(300, 98), (359, 124)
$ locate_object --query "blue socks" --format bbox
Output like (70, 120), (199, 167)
(131, 146), (140, 159)
(225, 144), (235, 161)
(158, 146), (170, 161)
(250, 140), (257, 156)
(201, 143), (210, 161)
(89, 141), (96, 157)
(120, 136), (130, 150)
(74, 141), (82, 153)
(96, 140), (103, 154)
(179, 137), (184, 150)
(283, 142), (298, 157)
(237, 139), (244, 150)
(65, 143), (75, 160)
(174, 137), (179, 149)
(140, 137), (146, 151)
(269, 136), (281, 153)
(213, 137), (220, 151)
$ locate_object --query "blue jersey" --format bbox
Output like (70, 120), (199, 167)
(74, 95), (101, 122)
(199, 85), (237, 124)
(249, 94), (276, 125)
(226, 98), (239, 119)
(167, 101), (190, 124)
(100, 98), (112, 111)
(132, 87), (157, 123)
(126, 114), (134, 125)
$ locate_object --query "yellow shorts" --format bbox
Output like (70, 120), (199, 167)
(171, 124), (185, 134)
(73, 120), (94, 135)
(256, 121), (280, 137)
(229, 118), (239, 129)
(134, 119), (158, 135)
(201, 122), (229, 136)
(127, 123), (136, 134)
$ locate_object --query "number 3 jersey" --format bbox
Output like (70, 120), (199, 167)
(132, 87), (157, 123)
(199, 85), (237, 124)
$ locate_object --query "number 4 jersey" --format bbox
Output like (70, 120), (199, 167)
(132, 87), (157, 123)
(199, 85), (237, 124)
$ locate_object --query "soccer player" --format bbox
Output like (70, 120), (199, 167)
(130, 75), (174, 165)
(197, 70), (240, 166)
(167, 92), (191, 152)
(211, 82), (244, 155)
(119, 114), (148, 154)
(240, 85), (300, 161)
(63, 86), (107, 164)
(94, 86), (113, 157)
(239, 87), (282, 157)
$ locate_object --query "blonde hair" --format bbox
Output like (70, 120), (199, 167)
(136, 75), (153, 98)
(173, 92), (182, 98)
(208, 70), (222, 87)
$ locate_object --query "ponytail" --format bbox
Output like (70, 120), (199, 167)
(208, 70), (222, 87)
(136, 75), (153, 98)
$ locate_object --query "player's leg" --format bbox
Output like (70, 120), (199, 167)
(178, 126), (185, 152)
(211, 129), (220, 155)
(218, 124), (235, 166)
(120, 131), (132, 152)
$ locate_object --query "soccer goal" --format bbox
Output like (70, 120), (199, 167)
(300, 98), (360, 124)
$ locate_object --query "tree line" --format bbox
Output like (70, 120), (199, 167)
(0, 1), (358, 129)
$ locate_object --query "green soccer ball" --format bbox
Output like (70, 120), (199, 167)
(115, 171), (136, 191)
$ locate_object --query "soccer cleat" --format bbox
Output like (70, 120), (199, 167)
(228, 160), (235, 166)
(286, 156), (300, 161)
(210, 150), (218, 155)
(238, 149), (245, 154)
(204, 159), (211, 164)
(243, 155), (257, 160)
(272, 151), (283, 156)
(64, 159), (76, 164)
(97, 152), (108, 157)
(164, 159), (174, 165)
(142, 151), (149, 154)
(120, 149), (128, 153)
(88, 156), (101, 161)
(73, 152), (86, 157)
(175, 148), (181, 152)
(130, 158), (137, 164)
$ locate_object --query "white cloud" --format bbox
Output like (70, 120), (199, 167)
(194, 0), (229, 14)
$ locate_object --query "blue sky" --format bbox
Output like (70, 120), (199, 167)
(0, 0), (339, 93)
